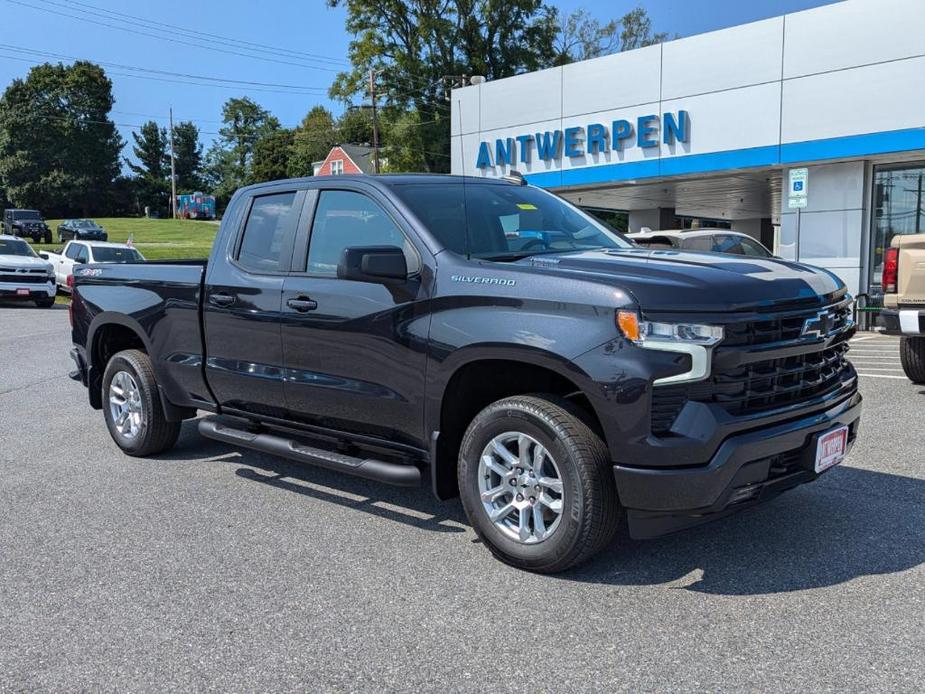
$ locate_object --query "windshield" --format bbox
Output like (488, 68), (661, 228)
(74, 219), (98, 228)
(393, 182), (632, 260)
(12, 210), (41, 220)
(92, 247), (144, 263)
(0, 238), (36, 256)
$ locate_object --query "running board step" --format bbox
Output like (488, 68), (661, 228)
(198, 418), (421, 487)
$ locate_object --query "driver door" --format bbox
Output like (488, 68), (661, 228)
(280, 186), (432, 448)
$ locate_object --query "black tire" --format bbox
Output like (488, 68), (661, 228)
(900, 337), (925, 383)
(43, 231), (52, 244)
(34, 295), (54, 308)
(102, 349), (181, 456)
(458, 394), (621, 573)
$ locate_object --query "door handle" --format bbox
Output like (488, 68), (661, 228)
(209, 292), (235, 307)
(286, 296), (318, 312)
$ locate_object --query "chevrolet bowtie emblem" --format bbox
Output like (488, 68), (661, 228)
(802, 310), (835, 338)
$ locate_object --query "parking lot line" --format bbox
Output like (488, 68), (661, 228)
(856, 373), (909, 379)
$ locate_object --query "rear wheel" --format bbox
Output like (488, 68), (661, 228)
(900, 336), (925, 383)
(102, 349), (181, 456)
(458, 394), (620, 573)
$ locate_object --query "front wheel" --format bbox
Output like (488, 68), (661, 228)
(102, 349), (181, 456)
(458, 394), (621, 573)
(900, 336), (925, 383)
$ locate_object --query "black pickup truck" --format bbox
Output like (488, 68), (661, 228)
(69, 174), (861, 572)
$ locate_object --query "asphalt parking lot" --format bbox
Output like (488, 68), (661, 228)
(1, 304), (922, 692)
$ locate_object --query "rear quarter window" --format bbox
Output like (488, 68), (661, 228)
(236, 192), (298, 273)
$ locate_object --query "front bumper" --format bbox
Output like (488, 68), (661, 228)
(0, 281), (55, 299)
(877, 307), (924, 336)
(615, 390), (862, 539)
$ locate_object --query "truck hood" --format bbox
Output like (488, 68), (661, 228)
(520, 248), (844, 312)
(0, 254), (52, 271)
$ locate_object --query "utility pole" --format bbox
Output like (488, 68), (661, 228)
(169, 106), (177, 219)
(369, 69), (380, 174)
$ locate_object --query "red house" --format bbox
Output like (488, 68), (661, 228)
(313, 144), (377, 176)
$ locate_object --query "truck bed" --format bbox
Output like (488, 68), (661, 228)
(71, 259), (212, 411)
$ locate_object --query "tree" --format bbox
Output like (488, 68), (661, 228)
(553, 6), (673, 65)
(328, 0), (558, 173)
(337, 107), (374, 145)
(0, 61), (122, 216)
(620, 7), (672, 51)
(252, 128), (294, 183)
(288, 105), (337, 177)
(204, 96), (280, 203)
(126, 120), (169, 214)
(172, 121), (204, 192)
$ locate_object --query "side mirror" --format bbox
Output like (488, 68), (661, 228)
(337, 245), (408, 283)
(38, 252), (48, 259)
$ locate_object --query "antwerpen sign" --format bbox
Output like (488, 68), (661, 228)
(476, 110), (690, 170)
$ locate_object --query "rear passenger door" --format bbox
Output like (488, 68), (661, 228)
(203, 188), (305, 418)
(279, 185), (433, 448)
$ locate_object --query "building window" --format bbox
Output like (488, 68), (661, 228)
(330, 159), (344, 176)
(871, 162), (925, 288)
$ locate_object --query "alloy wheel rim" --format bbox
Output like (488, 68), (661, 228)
(477, 432), (564, 544)
(108, 371), (143, 440)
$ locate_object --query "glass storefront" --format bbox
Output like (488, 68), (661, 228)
(871, 162), (925, 288)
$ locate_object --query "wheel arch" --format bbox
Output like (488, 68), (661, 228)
(428, 346), (609, 500)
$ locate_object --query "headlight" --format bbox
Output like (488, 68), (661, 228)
(617, 310), (724, 385)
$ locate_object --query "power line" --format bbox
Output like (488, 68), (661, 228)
(48, 0), (349, 67)
(3, 0), (343, 73)
(0, 52), (328, 96)
(0, 45), (330, 92)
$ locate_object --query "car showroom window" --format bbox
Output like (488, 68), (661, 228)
(236, 192), (297, 272)
(307, 190), (418, 276)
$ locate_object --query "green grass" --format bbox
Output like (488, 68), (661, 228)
(32, 217), (219, 260)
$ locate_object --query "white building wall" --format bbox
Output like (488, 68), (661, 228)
(451, 0), (925, 184)
(779, 161), (868, 295)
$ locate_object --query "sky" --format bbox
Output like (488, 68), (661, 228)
(0, 0), (840, 167)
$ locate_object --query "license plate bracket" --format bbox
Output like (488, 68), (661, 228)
(814, 425), (849, 474)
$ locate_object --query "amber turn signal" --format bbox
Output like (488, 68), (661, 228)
(616, 310), (640, 342)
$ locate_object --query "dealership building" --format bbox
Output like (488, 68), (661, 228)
(450, 0), (925, 311)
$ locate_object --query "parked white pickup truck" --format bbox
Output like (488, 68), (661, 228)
(40, 240), (145, 291)
(0, 234), (55, 307)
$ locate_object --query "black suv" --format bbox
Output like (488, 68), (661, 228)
(3, 209), (52, 243)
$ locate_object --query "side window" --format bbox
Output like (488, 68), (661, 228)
(65, 243), (81, 260)
(711, 234), (746, 255)
(75, 245), (89, 263)
(236, 192), (298, 273)
(307, 190), (419, 276)
(737, 237), (772, 257)
(682, 235), (714, 252)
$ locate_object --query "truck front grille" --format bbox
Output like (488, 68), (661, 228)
(722, 301), (852, 346)
(0, 272), (49, 284)
(650, 301), (855, 435)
